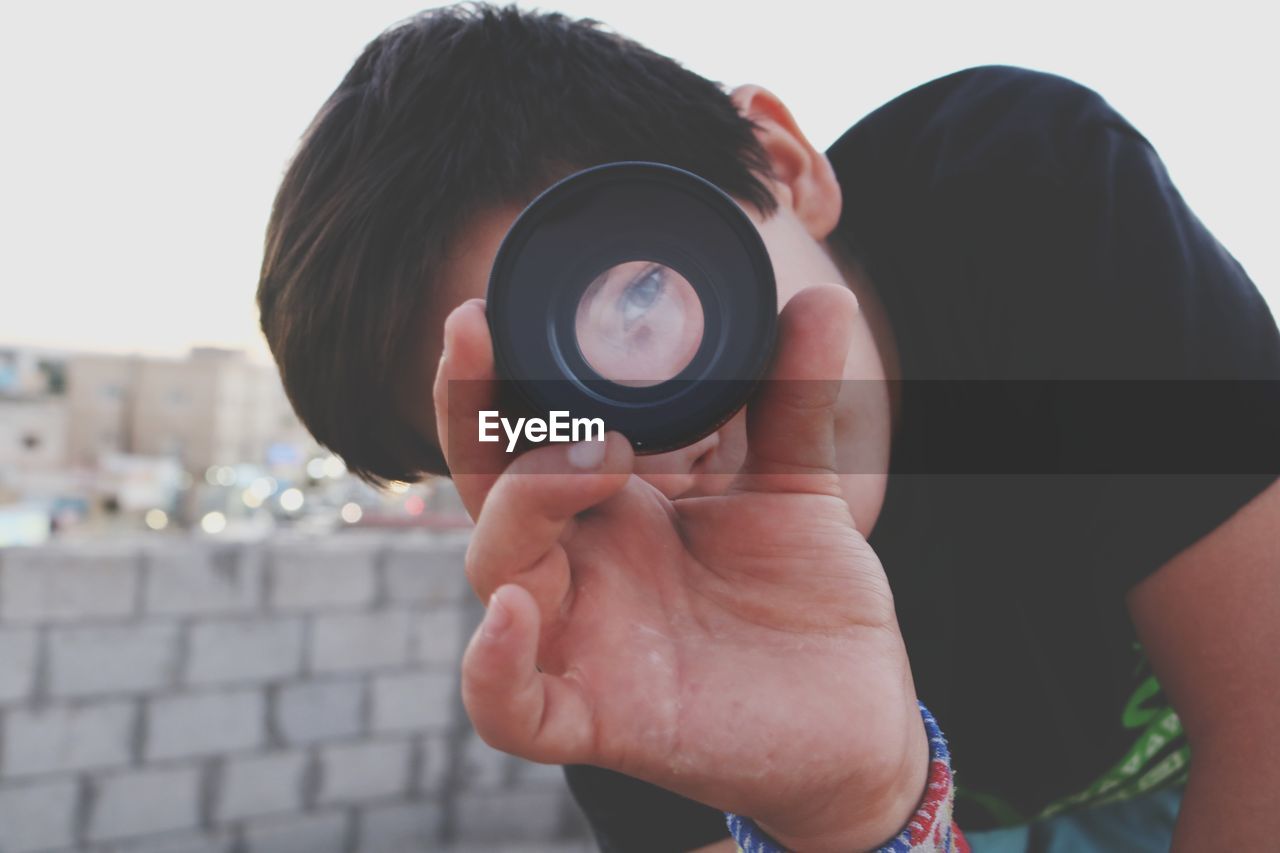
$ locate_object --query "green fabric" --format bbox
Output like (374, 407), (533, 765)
(956, 651), (1189, 829)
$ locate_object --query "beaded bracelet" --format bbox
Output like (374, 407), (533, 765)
(724, 701), (968, 852)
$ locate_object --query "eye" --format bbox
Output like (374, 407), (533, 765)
(618, 265), (665, 329)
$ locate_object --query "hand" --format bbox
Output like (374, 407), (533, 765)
(434, 285), (927, 852)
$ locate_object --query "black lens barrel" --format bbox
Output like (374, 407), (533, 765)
(486, 161), (777, 454)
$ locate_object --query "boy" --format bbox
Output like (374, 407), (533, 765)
(256, 4), (1280, 850)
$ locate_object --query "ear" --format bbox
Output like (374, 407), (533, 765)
(729, 84), (842, 238)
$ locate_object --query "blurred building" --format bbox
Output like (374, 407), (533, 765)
(0, 345), (321, 540)
(0, 346), (67, 397)
(0, 395), (72, 545)
(1, 347), (76, 543)
(65, 347), (310, 477)
(0, 397), (68, 474)
(0, 344), (461, 540)
(63, 353), (134, 469)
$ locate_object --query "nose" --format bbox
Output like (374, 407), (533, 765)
(632, 431), (721, 499)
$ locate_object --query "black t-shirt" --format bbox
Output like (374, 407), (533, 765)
(563, 65), (1280, 849)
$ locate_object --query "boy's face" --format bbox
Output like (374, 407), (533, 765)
(397, 87), (896, 532)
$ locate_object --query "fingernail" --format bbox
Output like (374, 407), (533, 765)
(567, 437), (607, 470)
(483, 588), (512, 639)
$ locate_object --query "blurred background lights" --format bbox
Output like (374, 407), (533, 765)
(200, 511), (226, 534)
(279, 488), (304, 512)
(144, 509), (168, 531)
(241, 488), (264, 509)
(322, 455), (346, 478)
(248, 477), (276, 500)
(340, 502), (363, 524)
(307, 455), (348, 479)
(404, 495), (425, 516)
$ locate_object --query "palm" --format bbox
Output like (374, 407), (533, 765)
(541, 472), (910, 817)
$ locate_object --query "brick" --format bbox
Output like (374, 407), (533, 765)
(144, 542), (261, 615)
(383, 536), (470, 605)
(371, 672), (454, 733)
(412, 607), (469, 668)
(453, 788), (566, 842)
(274, 679), (363, 744)
(268, 541), (377, 610)
(185, 617), (303, 685)
(88, 765), (200, 842)
(3, 699), (135, 777)
(242, 811), (348, 853)
(417, 733), (452, 793)
(309, 611), (411, 674)
(102, 830), (232, 853)
(358, 801), (443, 852)
(215, 750), (306, 821)
(1, 546), (138, 623)
(147, 689), (264, 760)
(317, 739), (410, 804)
(0, 627), (37, 702)
(48, 622), (179, 698)
(0, 778), (78, 852)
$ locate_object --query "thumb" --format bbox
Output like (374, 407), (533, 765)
(737, 284), (858, 492)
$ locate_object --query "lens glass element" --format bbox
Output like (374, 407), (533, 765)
(573, 260), (704, 386)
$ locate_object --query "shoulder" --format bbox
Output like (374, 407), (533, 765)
(832, 67), (1280, 383)
(828, 65), (1144, 190)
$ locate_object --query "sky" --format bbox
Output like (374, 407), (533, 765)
(1, 1), (1276, 362)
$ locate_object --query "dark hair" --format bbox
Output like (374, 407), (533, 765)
(257, 2), (779, 485)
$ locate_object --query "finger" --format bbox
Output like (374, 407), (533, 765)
(738, 284), (858, 492)
(465, 432), (633, 609)
(462, 584), (594, 765)
(432, 298), (504, 518)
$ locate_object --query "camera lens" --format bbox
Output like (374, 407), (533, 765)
(573, 260), (705, 387)
(486, 161), (776, 454)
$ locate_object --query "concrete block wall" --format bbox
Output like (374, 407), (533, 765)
(0, 533), (594, 853)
